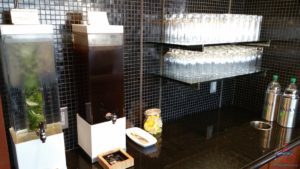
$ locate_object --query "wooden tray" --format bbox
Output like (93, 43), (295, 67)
(97, 148), (134, 169)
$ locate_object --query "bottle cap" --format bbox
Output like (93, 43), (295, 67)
(272, 75), (279, 81)
(290, 77), (297, 84)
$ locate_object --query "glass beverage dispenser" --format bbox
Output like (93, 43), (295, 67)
(72, 20), (124, 124)
(0, 25), (62, 143)
(72, 12), (126, 163)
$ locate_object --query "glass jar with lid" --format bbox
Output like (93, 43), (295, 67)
(143, 108), (163, 136)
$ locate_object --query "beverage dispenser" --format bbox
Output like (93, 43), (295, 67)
(72, 12), (126, 162)
(0, 9), (66, 169)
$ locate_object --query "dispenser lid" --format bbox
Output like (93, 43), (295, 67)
(72, 11), (123, 34)
(87, 11), (109, 26)
(10, 9), (40, 25)
(0, 25), (53, 35)
(72, 24), (123, 34)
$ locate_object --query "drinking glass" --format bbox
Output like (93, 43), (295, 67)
(255, 16), (263, 41)
(195, 13), (204, 44)
(184, 13), (193, 44)
(169, 14), (177, 43)
(256, 47), (263, 71)
(202, 14), (213, 44)
(164, 14), (172, 43)
(248, 15), (256, 41)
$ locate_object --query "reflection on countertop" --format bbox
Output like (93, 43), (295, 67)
(66, 106), (300, 169)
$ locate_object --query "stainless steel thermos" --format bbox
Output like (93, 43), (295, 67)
(277, 78), (299, 128)
(262, 75), (282, 121)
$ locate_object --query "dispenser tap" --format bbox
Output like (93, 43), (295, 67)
(105, 112), (117, 124)
(38, 122), (47, 143)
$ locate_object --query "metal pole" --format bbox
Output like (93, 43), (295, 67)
(139, 0), (144, 127)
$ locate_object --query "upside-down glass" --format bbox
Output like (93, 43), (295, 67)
(163, 13), (263, 44)
(163, 45), (263, 81)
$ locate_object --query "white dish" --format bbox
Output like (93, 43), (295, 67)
(126, 127), (157, 148)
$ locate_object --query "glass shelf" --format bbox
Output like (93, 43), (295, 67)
(152, 70), (267, 86)
(145, 40), (271, 51)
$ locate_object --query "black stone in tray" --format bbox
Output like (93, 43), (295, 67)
(103, 151), (129, 165)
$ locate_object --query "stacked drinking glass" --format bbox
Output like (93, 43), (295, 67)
(163, 45), (263, 81)
(164, 13), (263, 44)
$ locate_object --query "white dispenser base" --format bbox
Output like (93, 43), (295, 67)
(77, 114), (126, 163)
(12, 133), (67, 169)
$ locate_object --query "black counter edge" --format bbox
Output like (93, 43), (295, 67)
(244, 139), (300, 169)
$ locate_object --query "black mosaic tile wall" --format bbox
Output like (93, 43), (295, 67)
(154, 0), (236, 121)
(1, 0), (299, 158)
(0, 0), (142, 152)
(234, 0), (300, 114)
(142, 0), (162, 126)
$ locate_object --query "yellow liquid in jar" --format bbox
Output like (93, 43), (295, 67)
(144, 114), (162, 135)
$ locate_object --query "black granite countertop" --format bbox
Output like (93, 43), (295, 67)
(66, 106), (300, 169)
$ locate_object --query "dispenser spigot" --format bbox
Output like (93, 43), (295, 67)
(105, 112), (117, 124)
(38, 122), (47, 143)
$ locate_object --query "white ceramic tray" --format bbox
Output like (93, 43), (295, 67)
(126, 127), (157, 148)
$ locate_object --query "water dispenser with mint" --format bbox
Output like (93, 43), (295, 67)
(0, 9), (66, 169)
